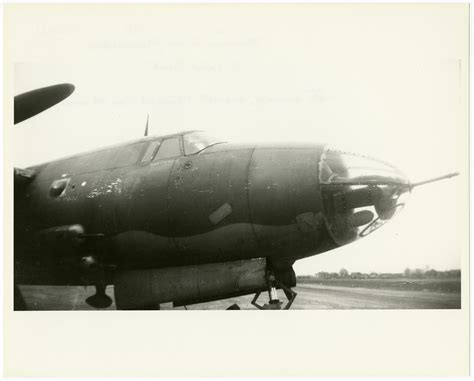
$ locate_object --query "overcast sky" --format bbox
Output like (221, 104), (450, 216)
(7, 4), (468, 274)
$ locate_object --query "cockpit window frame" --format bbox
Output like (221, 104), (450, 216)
(182, 131), (227, 156)
(140, 139), (162, 163)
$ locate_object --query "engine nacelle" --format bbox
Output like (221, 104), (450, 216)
(114, 258), (270, 309)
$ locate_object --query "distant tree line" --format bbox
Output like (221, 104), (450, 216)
(297, 268), (461, 280)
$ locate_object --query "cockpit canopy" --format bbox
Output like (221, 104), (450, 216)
(319, 149), (410, 245)
(183, 131), (226, 155)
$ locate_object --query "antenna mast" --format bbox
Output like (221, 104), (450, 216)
(144, 114), (149, 137)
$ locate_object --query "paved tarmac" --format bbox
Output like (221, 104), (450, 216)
(18, 282), (461, 310)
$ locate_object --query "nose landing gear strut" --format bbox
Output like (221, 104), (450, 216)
(251, 269), (297, 310)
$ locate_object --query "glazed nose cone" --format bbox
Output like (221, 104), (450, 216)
(318, 148), (410, 246)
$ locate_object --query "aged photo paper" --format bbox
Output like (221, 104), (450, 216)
(3, 3), (470, 377)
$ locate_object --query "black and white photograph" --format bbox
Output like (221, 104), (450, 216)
(3, 3), (470, 377)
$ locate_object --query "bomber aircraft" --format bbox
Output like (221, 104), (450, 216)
(13, 83), (459, 310)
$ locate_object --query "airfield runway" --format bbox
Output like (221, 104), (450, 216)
(18, 281), (461, 310)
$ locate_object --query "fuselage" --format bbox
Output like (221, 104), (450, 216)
(15, 131), (339, 285)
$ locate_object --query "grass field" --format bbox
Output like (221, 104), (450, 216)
(296, 277), (461, 294)
(20, 276), (462, 310)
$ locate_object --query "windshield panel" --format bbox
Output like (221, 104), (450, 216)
(183, 131), (226, 155)
(153, 137), (181, 161)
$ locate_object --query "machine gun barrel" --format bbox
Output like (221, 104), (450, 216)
(410, 172), (459, 189)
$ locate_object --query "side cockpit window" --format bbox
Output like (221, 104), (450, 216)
(141, 140), (161, 163)
(152, 136), (182, 161)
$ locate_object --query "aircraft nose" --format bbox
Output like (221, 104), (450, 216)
(318, 148), (411, 246)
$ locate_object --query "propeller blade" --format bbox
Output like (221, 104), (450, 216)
(14, 83), (75, 124)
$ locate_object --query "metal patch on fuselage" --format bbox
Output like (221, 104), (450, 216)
(209, 203), (232, 225)
(296, 212), (321, 233)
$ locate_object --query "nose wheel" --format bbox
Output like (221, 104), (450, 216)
(251, 270), (297, 310)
